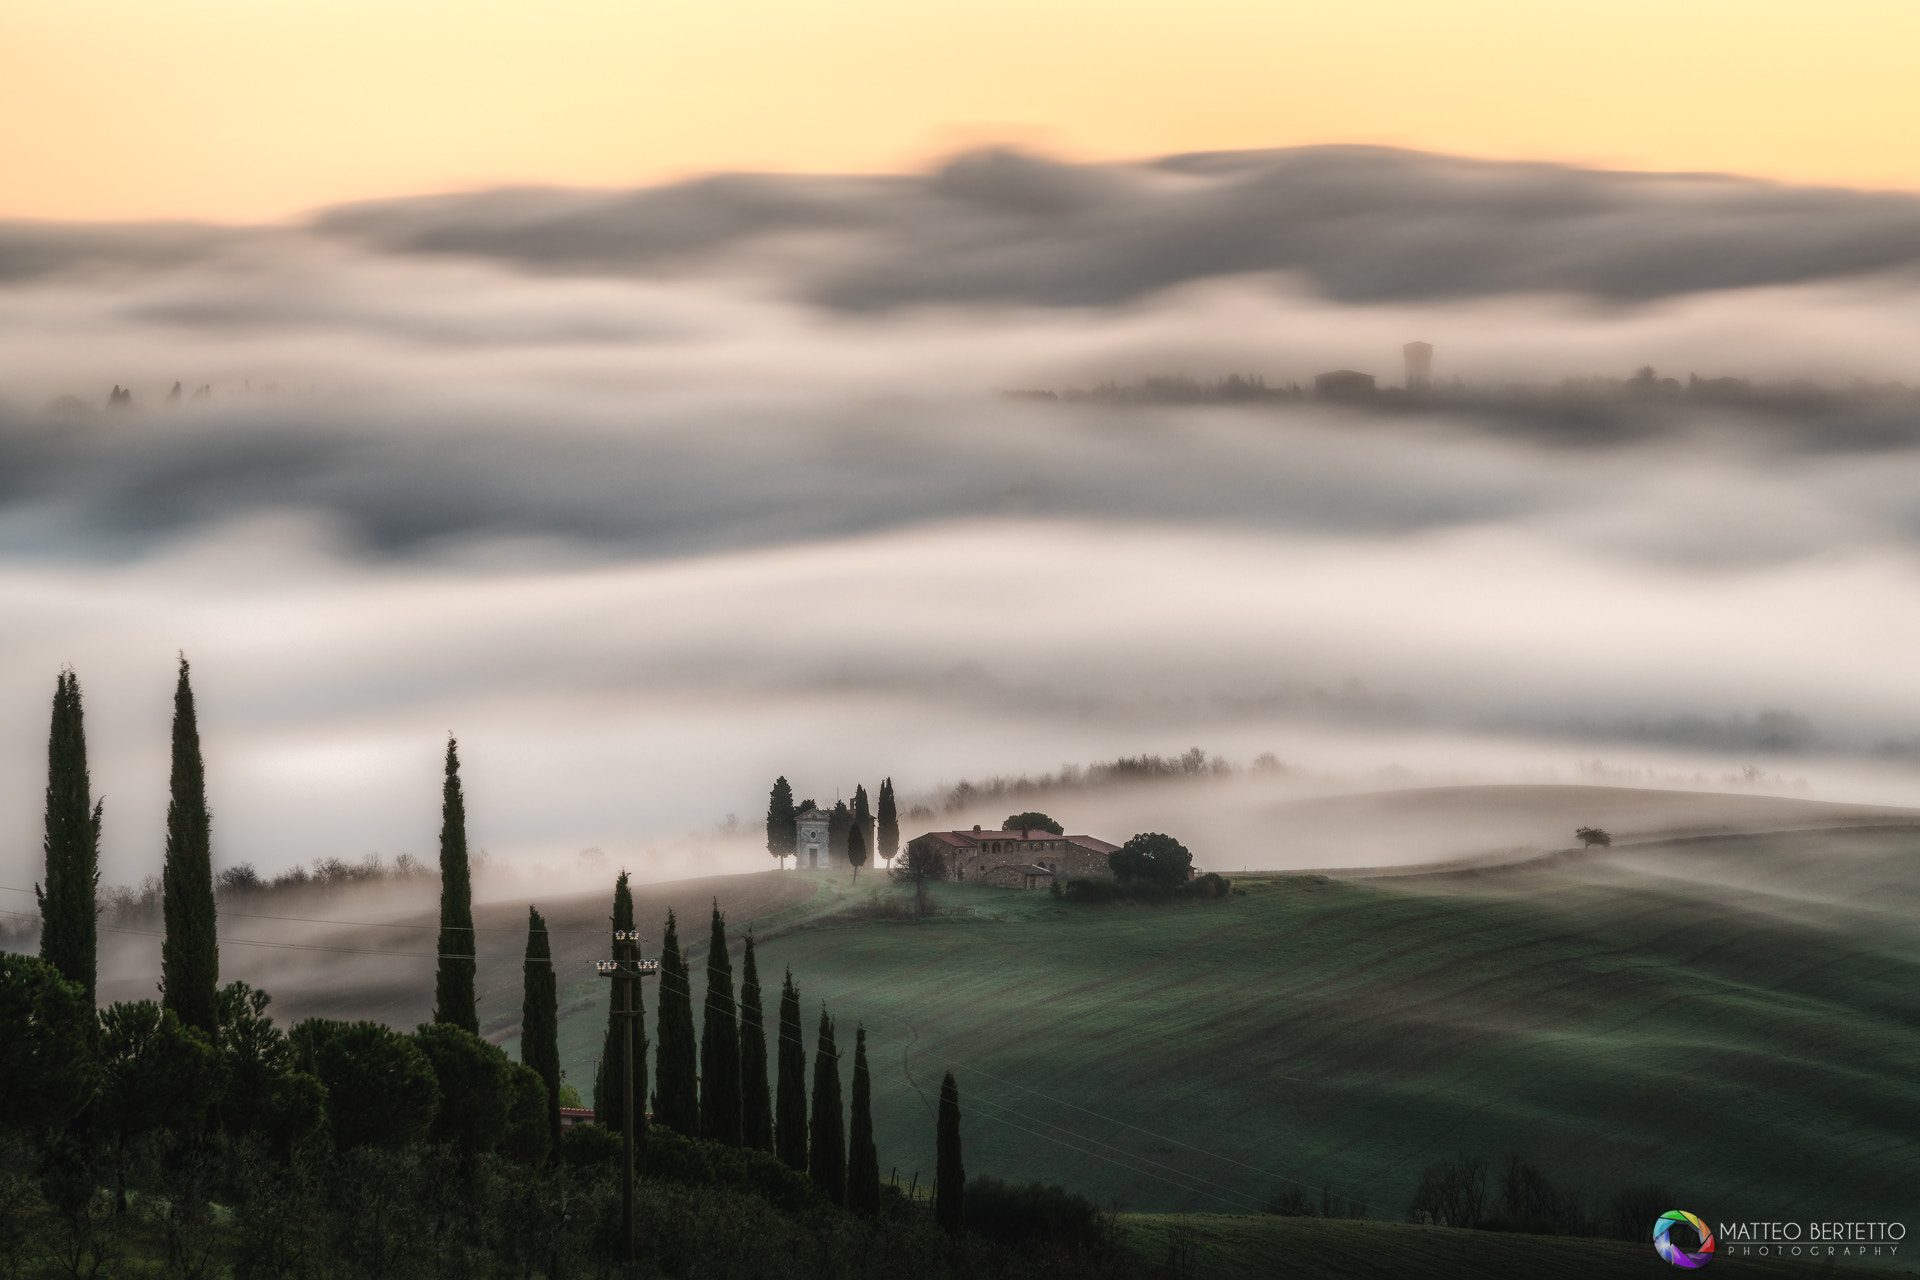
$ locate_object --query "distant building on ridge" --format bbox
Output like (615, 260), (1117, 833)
(905, 825), (1122, 888)
(1404, 341), (1433, 390)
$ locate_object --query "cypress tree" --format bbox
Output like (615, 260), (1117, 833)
(828, 800), (850, 870)
(852, 784), (873, 866)
(739, 936), (772, 1152)
(37, 671), (101, 1007)
(936, 1070), (964, 1237)
(766, 777), (797, 868)
(432, 736), (477, 1034)
(652, 910), (698, 1135)
(774, 969), (807, 1171)
(698, 902), (741, 1145)
(846, 823), (868, 882)
(877, 777), (899, 867)
(847, 1024), (880, 1217)
(160, 656), (218, 1037)
(521, 906), (562, 1161)
(809, 1008), (845, 1206)
(591, 872), (646, 1135)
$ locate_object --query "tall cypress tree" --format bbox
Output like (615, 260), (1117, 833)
(592, 872), (646, 1134)
(37, 671), (101, 1007)
(935, 1071), (964, 1237)
(933, 1074), (967, 1243)
(698, 903), (741, 1145)
(828, 800), (850, 870)
(739, 936), (772, 1152)
(846, 823), (868, 882)
(522, 905), (562, 1161)
(877, 777), (899, 867)
(809, 1008), (846, 1206)
(652, 910), (698, 1135)
(852, 784), (873, 866)
(433, 736), (477, 1034)
(774, 969), (808, 1171)
(160, 656), (218, 1036)
(847, 1024), (880, 1217)
(766, 777), (796, 868)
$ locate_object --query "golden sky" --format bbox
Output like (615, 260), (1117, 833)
(5, 0), (1918, 223)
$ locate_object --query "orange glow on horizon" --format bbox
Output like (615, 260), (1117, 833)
(4, 0), (1919, 222)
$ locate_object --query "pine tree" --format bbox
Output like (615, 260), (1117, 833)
(433, 737), (477, 1034)
(877, 777), (900, 867)
(739, 935), (773, 1152)
(846, 823), (868, 882)
(766, 777), (797, 868)
(809, 1008), (846, 1206)
(522, 905), (562, 1161)
(652, 910), (698, 1135)
(774, 969), (807, 1171)
(161, 656), (219, 1036)
(936, 1070), (964, 1237)
(591, 872), (646, 1134)
(698, 903), (742, 1145)
(847, 1024), (880, 1217)
(37, 671), (101, 1007)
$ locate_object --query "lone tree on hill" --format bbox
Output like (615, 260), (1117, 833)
(1576, 827), (1612, 848)
(877, 777), (899, 866)
(775, 969), (808, 1171)
(1109, 832), (1193, 886)
(653, 910), (698, 1135)
(434, 736), (477, 1034)
(161, 656), (219, 1037)
(592, 871), (646, 1135)
(846, 822), (868, 882)
(935, 1071), (964, 1237)
(1003, 811), (1063, 835)
(699, 903), (742, 1146)
(809, 1008), (846, 1206)
(766, 777), (796, 868)
(38, 670), (102, 1007)
(891, 841), (948, 918)
(739, 935), (772, 1152)
(847, 1024), (880, 1217)
(522, 905), (562, 1161)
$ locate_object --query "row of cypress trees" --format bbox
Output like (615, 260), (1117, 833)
(583, 891), (963, 1224)
(35, 659), (221, 1036)
(31, 662), (964, 1226)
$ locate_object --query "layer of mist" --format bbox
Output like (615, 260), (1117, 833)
(6, 145), (1920, 890)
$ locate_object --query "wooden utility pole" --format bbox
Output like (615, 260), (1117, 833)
(598, 930), (658, 1273)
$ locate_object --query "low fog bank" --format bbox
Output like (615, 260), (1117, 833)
(6, 146), (1920, 894)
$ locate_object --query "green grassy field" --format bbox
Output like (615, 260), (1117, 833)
(549, 824), (1920, 1237)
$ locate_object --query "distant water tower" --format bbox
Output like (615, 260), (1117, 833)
(1403, 341), (1433, 390)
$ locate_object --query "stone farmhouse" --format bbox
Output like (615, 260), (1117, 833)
(906, 825), (1122, 889)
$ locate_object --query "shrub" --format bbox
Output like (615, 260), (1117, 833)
(1107, 834), (1193, 886)
(562, 1121), (622, 1169)
(964, 1176), (1105, 1252)
(0, 953), (98, 1135)
(292, 1019), (438, 1150)
(413, 1022), (512, 1157)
